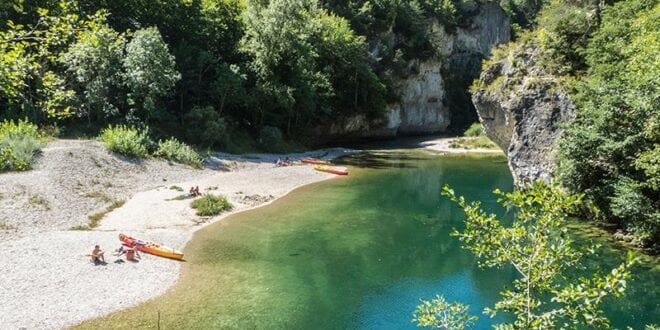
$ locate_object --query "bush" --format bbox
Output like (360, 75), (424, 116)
(100, 125), (151, 158)
(463, 122), (484, 137)
(183, 106), (229, 148)
(0, 119), (43, 172)
(258, 126), (283, 147)
(154, 138), (203, 168)
(191, 194), (233, 216)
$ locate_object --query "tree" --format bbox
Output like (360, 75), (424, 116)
(416, 182), (638, 329)
(122, 27), (180, 122)
(0, 1), (108, 120)
(559, 0), (659, 246)
(62, 23), (126, 121)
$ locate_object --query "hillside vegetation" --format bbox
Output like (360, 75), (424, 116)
(0, 0), (505, 149)
(476, 0), (659, 248)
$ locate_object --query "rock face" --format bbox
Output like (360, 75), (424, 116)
(318, 2), (510, 140)
(472, 45), (576, 184)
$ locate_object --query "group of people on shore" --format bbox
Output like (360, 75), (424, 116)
(90, 244), (140, 264)
(189, 186), (201, 197)
(276, 157), (293, 167)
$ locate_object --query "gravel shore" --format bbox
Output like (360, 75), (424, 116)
(0, 139), (352, 329)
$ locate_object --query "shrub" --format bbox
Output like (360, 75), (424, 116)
(154, 138), (203, 168)
(0, 119), (43, 172)
(183, 106), (229, 148)
(191, 194), (233, 216)
(100, 125), (151, 158)
(463, 122), (484, 137)
(258, 126), (283, 148)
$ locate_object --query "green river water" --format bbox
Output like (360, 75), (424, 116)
(79, 150), (659, 329)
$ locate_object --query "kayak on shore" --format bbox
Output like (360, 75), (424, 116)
(119, 233), (184, 260)
(314, 165), (348, 176)
(302, 158), (330, 165)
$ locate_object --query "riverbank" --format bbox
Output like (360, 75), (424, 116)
(0, 137), (502, 329)
(0, 139), (352, 329)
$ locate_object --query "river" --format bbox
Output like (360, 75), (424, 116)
(78, 150), (659, 329)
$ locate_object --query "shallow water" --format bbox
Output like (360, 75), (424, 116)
(79, 151), (658, 329)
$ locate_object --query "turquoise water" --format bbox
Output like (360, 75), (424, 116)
(80, 151), (659, 329)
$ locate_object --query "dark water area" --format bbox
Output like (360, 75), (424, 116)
(79, 150), (658, 329)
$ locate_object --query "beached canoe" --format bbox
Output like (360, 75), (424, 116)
(302, 158), (330, 165)
(314, 165), (348, 176)
(119, 233), (184, 260)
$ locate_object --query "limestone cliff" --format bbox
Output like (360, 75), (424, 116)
(471, 43), (576, 184)
(318, 2), (510, 140)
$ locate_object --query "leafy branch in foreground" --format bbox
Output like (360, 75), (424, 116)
(415, 181), (638, 329)
(413, 295), (476, 330)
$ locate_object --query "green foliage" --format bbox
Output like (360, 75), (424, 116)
(190, 194), (233, 216)
(428, 182), (639, 329)
(0, 1), (110, 119)
(449, 136), (498, 150)
(122, 27), (181, 121)
(62, 23), (125, 120)
(154, 137), (203, 168)
(463, 123), (484, 137)
(0, 118), (42, 171)
(99, 124), (151, 158)
(242, 0), (385, 134)
(258, 126), (283, 148)
(559, 0), (659, 246)
(183, 106), (229, 148)
(413, 295), (477, 330)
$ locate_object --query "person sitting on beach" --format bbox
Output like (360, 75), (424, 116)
(91, 245), (105, 263)
(193, 186), (201, 196)
(115, 246), (140, 261)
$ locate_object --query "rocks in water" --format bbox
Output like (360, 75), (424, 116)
(472, 44), (576, 185)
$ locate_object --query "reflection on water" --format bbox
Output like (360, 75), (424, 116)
(78, 151), (659, 329)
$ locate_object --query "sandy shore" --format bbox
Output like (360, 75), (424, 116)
(0, 140), (352, 329)
(420, 136), (503, 154)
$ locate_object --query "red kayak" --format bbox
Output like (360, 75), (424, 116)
(302, 158), (330, 165)
(119, 233), (184, 260)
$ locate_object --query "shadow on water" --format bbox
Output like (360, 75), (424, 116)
(334, 151), (431, 169)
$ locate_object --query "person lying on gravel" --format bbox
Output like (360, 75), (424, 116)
(91, 245), (105, 263)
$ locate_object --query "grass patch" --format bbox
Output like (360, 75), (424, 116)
(464, 122), (485, 137)
(191, 194), (232, 216)
(154, 137), (203, 168)
(71, 199), (125, 230)
(0, 119), (43, 172)
(449, 136), (500, 150)
(169, 185), (184, 192)
(84, 191), (114, 203)
(0, 222), (15, 230)
(100, 125), (151, 158)
(28, 194), (51, 210)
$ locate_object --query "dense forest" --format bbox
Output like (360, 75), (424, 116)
(1, 0), (490, 150)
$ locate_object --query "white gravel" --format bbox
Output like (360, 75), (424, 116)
(0, 139), (353, 329)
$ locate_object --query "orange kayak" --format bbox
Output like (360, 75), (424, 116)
(314, 165), (348, 176)
(302, 158), (330, 165)
(119, 233), (184, 260)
